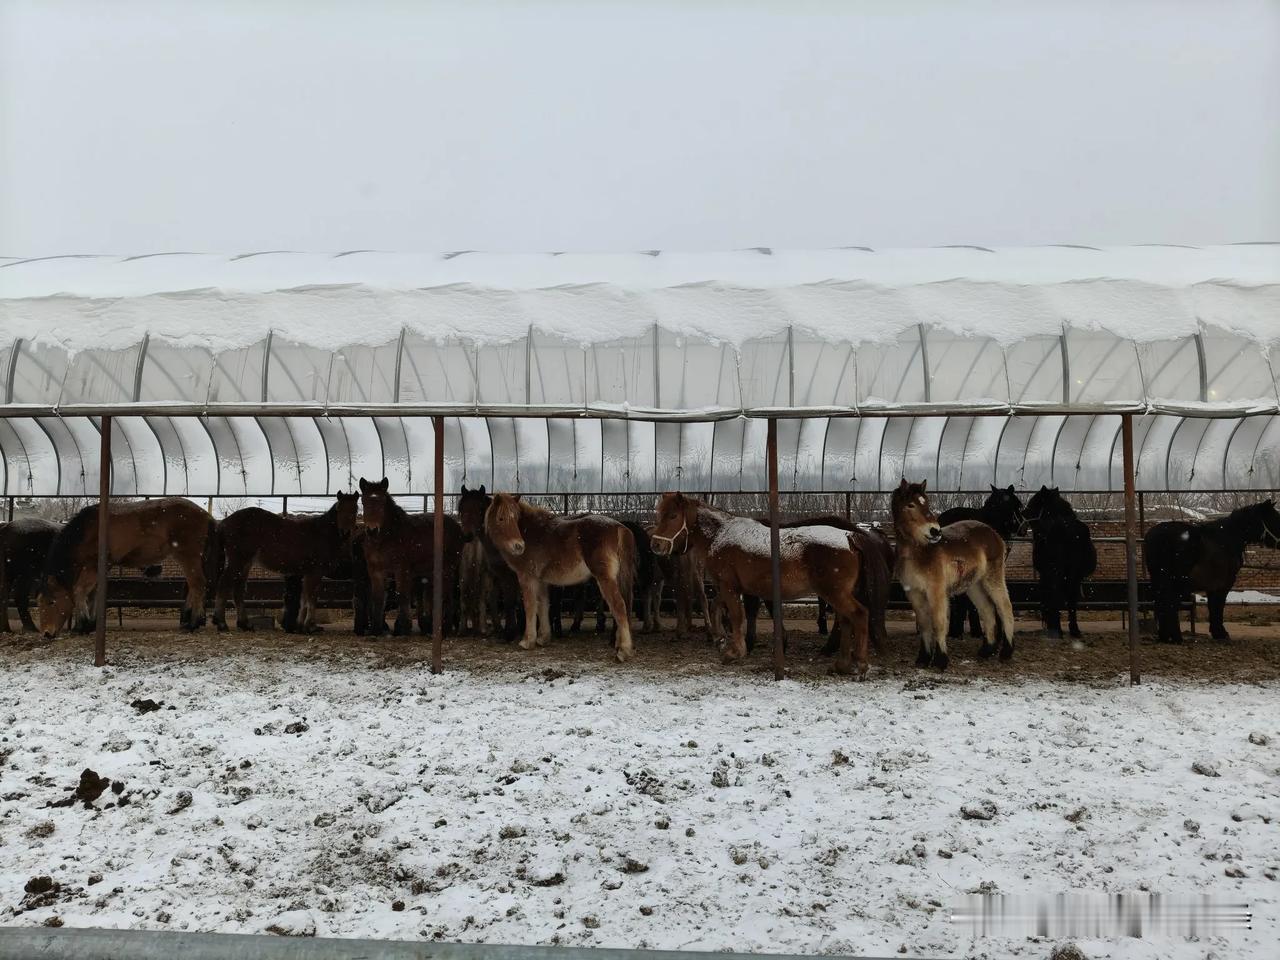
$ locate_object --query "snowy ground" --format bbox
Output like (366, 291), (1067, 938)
(1, 626), (1277, 959)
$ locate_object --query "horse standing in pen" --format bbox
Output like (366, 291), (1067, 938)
(483, 493), (637, 661)
(1024, 486), (1096, 639)
(891, 479), (1016, 671)
(649, 492), (874, 677)
(359, 477), (465, 636)
(1144, 498), (1280, 644)
(741, 515), (893, 658)
(36, 498), (220, 639)
(456, 484), (523, 642)
(0, 517), (62, 633)
(938, 485), (1024, 641)
(213, 492), (359, 633)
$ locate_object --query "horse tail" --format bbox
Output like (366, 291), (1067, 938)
(849, 527), (889, 652)
(617, 523), (636, 621)
(202, 517), (223, 606)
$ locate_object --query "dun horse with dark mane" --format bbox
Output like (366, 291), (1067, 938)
(1144, 498), (1280, 643)
(214, 493), (360, 632)
(37, 498), (219, 638)
(484, 493), (636, 660)
(892, 479), (1016, 670)
(650, 493), (874, 677)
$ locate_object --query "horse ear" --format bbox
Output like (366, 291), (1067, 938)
(920, 480), (927, 492)
(1052, 487), (1059, 494)
(478, 484), (486, 496)
(898, 478), (909, 490)
(990, 483), (999, 492)
(461, 483), (468, 494)
(358, 478), (370, 493)
(1007, 485), (1015, 494)
(379, 477), (389, 491)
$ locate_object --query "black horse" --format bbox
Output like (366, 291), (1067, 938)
(0, 517), (61, 633)
(939, 485), (1025, 639)
(457, 484), (524, 642)
(1144, 499), (1280, 644)
(1024, 486), (1097, 638)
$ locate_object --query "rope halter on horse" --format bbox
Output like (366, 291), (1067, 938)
(651, 518), (689, 555)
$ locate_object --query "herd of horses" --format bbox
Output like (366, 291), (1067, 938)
(3, 481), (1279, 670)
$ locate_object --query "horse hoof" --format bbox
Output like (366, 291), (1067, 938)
(933, 651), (950, 672)
(977, 642), (996, 660)
(721, 650), (745, 665)
(828, 661), (854, 677)
(1044, 629), (1063, 641)
(518, 638), (537, 651)
(914, 647), (931, 668)
(614, 647), (634, 663)
(1211, 633), (1231, 643)
(999, 643), (1014, 662)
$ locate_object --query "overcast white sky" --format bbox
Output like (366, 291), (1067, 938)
(2, 0), (1277, 256)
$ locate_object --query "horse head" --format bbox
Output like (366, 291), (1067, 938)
(457, 483), (491, 542)
(892, 479), (941, 546)
(984, 483), (1027, 536)
(484, 492), (526, 557)
(1249, 498), (1280, 548)
(334, 491), (360, 539)
(358, 477), (392, 531)
(35, 575), (76, 639)
(1023, 485), (1065, 528)
(651, 492), (694, 556)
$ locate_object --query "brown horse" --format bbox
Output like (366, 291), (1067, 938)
(891, 479), (1016, 671)
(457, 484), (523, 642)
(359, 477), (464, 636)
(483, 493), (637, 661)
(37, 497), (219, 638)
(213, 493), (359, 632)
(650, 493), (872, 677)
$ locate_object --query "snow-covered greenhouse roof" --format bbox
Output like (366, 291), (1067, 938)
(1, 244), (1278, 496)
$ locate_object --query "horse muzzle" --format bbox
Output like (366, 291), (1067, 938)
(926, 527), (943, 544)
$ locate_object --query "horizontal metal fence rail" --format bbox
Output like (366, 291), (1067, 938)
(0, 928), (926, 960)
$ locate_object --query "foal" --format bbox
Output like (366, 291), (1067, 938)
(484, 493), (637, 661)
(650, 492), (872, 677)
(891, 479), (1016, 670)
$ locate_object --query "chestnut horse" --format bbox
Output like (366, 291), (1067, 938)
(891, 479), (1016, 671)
(359, 478), (464, 636)
(37, 497), (219, 638)
(483, 493), (637, 661)
(649, 493), (872, 677)
(213, 493), (359, 632)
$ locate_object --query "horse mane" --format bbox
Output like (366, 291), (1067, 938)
(514, 498), (554, 521)
(43, 503), (96, 588)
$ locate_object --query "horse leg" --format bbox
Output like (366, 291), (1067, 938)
(1066, 576), (1084, 638)
(569, 586), (585, 634)
(0, 559), (10, 634)
(719, 585), (748, 663)
(967, 598), (983, 639)
(391, 568), (414, 636)
(536, 584), (553, 646)
(989, 575), (1017, 661)
(821, 619), (841, 656)
(366, 569), (389, 636)
(183, 563), (207, 631)
(1041, 573), (1063, 640)
(515, 576), (541, 650)
(17, 576), (37, 633)
(743, 594), (760, 654)
(598, 575), (634, 663)
(826, 591), (870, 680)
(1207, 589), (1230, 641)
(907, 590), (934, 667)
(1153, 575), (1182, 643)
(928, 593), (951, 671)
(816, 600), (829, 636)
(971, 586), (1000, 661)
(946, 596), (966, 639)
(301, 573), (323, 633)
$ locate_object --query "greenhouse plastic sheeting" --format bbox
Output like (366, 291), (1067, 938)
(1, 246), (1277, 495)
(1, 413), (1278, 497)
